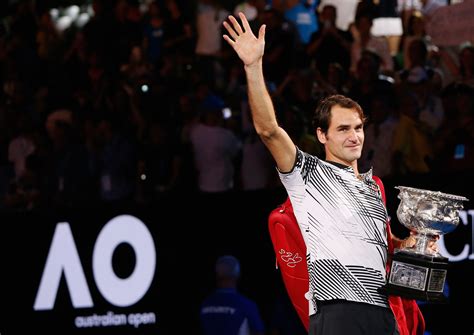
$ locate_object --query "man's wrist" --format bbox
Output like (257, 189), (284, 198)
(244, 59), (263, 71)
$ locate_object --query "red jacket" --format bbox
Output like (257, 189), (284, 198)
(268, 175), (425, 335)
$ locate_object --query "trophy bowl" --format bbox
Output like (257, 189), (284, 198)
(395, 186), (469, 256)
(383, 186), (468, 302)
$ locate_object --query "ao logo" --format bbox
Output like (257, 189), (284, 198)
(34, 215), (156, 310)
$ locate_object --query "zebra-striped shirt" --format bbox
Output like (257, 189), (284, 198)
(279, 148), (390, 314)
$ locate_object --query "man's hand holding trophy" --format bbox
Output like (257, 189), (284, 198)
(384, 186), (469, 302)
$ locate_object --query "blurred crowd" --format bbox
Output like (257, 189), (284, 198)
(0, 0), (473, 211)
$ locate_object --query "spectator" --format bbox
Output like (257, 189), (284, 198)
(306, 4), (352, 76)
(284, 0), (319, 45)
(391, 90), (433, 176)
(142, 0), (166, 65)
(200, 255), (265, 335)
(194, 0), (230, 89)
(419, 0), (446, 22)
(91, 116), (137, 204)
(188, 107), (241, 193)
(432, 83), (474, 174)
(359, 93), (398, 178)
(258, 6), (300, 85)
(350, 11), (394, 75)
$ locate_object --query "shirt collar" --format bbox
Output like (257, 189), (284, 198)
(325, 160), (374, 181)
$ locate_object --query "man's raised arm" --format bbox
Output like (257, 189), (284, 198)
(223, 12), (296, 172)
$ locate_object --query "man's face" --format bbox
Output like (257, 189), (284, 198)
(317, 106), (364, 166)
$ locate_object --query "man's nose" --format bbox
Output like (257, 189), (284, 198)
(347, 129), (358, 141)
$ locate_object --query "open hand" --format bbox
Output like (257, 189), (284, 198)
(223, 12), (266, 67)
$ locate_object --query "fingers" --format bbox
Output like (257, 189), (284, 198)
(239, 12), (251, 32)
(223, 12), (266, 49)
(223, 34), (235, 47)
(402, 235), (416, 248)
(258, 24), (266, 41)
(223, 21), (239, 41)
(228, 15), (244, 35)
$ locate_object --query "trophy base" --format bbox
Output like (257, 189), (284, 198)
(383, 250), (449, 303)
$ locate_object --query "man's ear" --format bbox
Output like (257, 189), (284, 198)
(316, 127), (327, 144)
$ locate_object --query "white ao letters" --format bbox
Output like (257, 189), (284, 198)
(33, 215), (156, 310)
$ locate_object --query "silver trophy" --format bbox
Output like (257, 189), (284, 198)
(385, 186), (468, 302)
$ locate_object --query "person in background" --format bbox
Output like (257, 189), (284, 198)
(419, 0), (446, 22)
(350, 11), (394, 75)
(188, 105), (241, 193)
(283, 0), (319, 46)
(200, 255), (265, 335)
(359, 92), (398, 178)
(306, 4), (352, 77)
(194, 0), (230, 90)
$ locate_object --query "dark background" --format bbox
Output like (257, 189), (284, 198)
(1, 172), (473, 335)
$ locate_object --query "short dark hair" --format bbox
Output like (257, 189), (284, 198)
(215, 255), (240, 279)
(312, 94), (365, 134)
